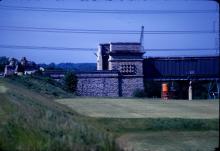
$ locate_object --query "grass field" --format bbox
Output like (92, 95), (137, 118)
(0, 85), (7, 93)
(117, 131), (219, 151)
(56, 98), (219, 119)
(1, 76), (219, 151)
(57, 98), (219, 151)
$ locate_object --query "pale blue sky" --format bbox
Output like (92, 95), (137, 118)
(0, 0), (219, 63)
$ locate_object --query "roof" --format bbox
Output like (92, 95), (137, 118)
(110, 42), (141, 45)
(99, 42), (141, 45)
(144, 55), (219, 60)
(109, 42), (143, 54)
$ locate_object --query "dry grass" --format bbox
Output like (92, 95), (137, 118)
(116, 131), (219, 151)
(56, 98), (219, 119)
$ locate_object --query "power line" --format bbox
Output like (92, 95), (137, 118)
(0, 26), (218, 34)
(0, 45), (97, 51)
(0, 5), (218, 14)
(0, 44), (217, 52)
(147, 48), (218, 51)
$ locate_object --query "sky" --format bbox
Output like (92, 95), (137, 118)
(0, 0), (219, 63)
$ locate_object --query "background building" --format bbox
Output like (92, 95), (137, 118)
(77, 43), (220, 98)
(77, 42), (144, 97)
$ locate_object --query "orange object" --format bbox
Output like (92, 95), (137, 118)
(161, 83), (169, 100)
(162, 83), (168, 92)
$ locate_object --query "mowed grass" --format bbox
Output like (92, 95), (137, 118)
(0, 85), (7, 93)
(56, 98), (219, 119)
(57, 98), (219, 151)
(116, 131), (219, 151)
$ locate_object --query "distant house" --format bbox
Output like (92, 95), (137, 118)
(4, 65), (16, 76)
(20, 57), (37, 75)
(4, 57), (38, 76)
(4, 58), (17, 76)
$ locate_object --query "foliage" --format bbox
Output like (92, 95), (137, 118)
(47, 62), (57, 70)
(5, 75), (74, 98)
(64, 71), (77, 92)
(56, 63), (96, 72)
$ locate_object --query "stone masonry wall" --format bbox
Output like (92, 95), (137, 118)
(76, 72), (119, 97)
(121, 76), (144, 97)
(76, 73), (144, 97)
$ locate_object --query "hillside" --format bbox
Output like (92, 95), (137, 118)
(0, 76), (116, 151)
(56, 63), (96, 72)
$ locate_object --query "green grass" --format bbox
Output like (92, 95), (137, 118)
(0, 76), (219, 151)
(56, 98), (219, 119)
(57, 98), (219, 151)
(0, 77), (117, 151)
(117, 131), (219, 151)
(95, 118), (219, 134)
(0, 85), (7, 93)
(4, 75), (74, 98)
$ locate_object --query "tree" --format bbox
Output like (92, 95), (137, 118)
(64, 71), (77, 92)
(47, 63), (56, 70)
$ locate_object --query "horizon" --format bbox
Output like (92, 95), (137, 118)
(1, 54), (220, 65)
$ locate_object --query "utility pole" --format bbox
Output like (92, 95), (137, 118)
(188, 81), (192, 101)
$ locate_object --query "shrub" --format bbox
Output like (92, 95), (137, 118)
(63, 71), (77, 92)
